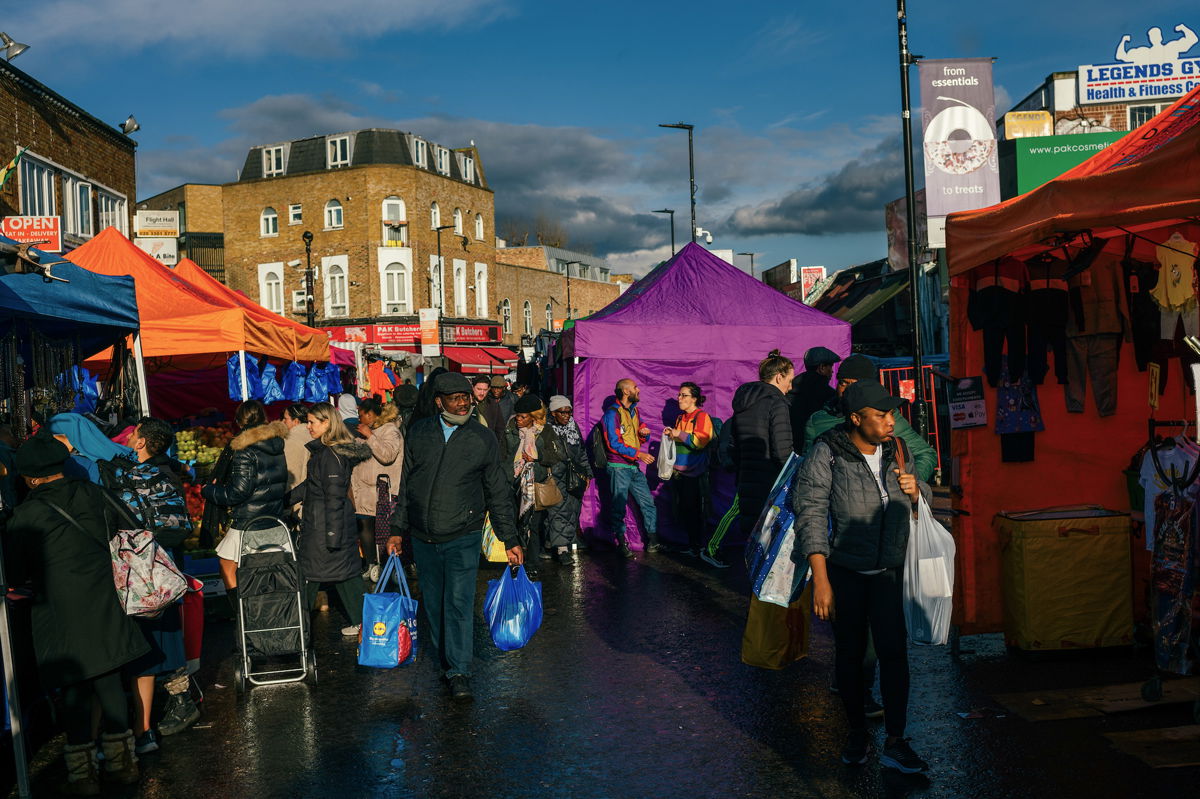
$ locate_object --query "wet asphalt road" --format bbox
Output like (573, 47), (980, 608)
(18, 546), (1200, 798)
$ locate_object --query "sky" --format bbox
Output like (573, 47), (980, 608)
(4, 0), (1196, 277)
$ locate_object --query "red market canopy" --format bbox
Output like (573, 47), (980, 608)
(68, 228), (295, 361)
(443, 346), (505, 374)
(947, 85), (1200, 275)
(173, 257), (329, 362)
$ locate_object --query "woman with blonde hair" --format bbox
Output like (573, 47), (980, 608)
(291, 402), (372, 638)
(350, 396), (404, 582)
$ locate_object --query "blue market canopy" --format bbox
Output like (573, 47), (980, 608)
(0, 235), (140, 356)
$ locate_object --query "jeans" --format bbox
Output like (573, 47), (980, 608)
(411, 532), (483, 678)
(607, 465), (657, 543)
(827, 564), (910, 738)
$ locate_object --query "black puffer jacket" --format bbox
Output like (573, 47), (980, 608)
(295, 438), (372, 583)
(391, 416), (520, 547)
(729, 380), (794, 519)
(791, 427), (930, 572)
(202, 421), (289, 526)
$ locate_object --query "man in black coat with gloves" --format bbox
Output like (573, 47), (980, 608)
(387, 372), (522, 699)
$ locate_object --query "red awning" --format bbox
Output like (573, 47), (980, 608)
(443, 346), (503, 374)
(482, 346), (518, 366)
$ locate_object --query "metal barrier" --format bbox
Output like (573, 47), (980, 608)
(878, 364), (948, 480)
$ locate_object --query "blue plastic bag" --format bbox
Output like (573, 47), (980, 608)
(261, 362), (285, 404)
(226, 354), (263, 401)
(358, 555), (419, 669)
(483, 565), (543, 651)
(324, 362), (344, 394)
(744, 453), (809, 607)
(304, 364), (327, 403)
(282, 362), (306, 401)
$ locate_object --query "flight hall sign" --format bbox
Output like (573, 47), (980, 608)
(1079, 24), (1200, 103)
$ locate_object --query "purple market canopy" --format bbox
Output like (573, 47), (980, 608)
(566, 243), (851, 547)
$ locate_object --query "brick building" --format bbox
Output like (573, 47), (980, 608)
(137, 183), (225, 279)
(493, 245), (625, 338)
(0, 58), (135, 250)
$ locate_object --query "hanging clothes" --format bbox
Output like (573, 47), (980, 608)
(1025, 255), (1070, 385)
(1122, 256), (1160, 372)
(1065, 259), (1129, 416)
(1150, 488), (1197, 675)
(1150, 230), (1199, 338)
(1138, 437), (1200, 552)
(968, 257), (1028, 387)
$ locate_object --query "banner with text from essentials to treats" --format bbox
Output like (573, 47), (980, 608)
(918, 58), (1000, 247)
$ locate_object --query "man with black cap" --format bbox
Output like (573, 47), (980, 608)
(792, 379), (931, 774)
(386, 371), (521, 699)
(791, 346), (841, 452)
(802, 354), (937, 483)
(481, 375), (516, 443)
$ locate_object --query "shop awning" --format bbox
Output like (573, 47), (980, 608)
(443, 346), (504, 374)
(482, 346), (518, 366)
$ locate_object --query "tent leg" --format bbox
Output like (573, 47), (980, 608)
(0, 545), (34, 799)
(131, 333), (151, 417)
(238, 350), (249, 402)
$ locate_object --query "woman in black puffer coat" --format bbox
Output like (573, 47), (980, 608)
(291, 401), (372, 638)
(203, 401), (289, 598)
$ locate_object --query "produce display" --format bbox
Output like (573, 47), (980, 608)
(175, 423), (236, 551)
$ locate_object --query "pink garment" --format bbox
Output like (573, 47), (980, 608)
(111, 425), (136, 446)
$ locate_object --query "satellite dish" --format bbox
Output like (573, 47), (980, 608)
(120, 115), (140, 135)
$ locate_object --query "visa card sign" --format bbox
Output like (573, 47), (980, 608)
(1079, 24), (1200, 103)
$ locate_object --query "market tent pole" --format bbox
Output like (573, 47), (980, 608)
(0, 545), (33, 799)
(131, 333), (151, 416)
(238, 350), (249, 401)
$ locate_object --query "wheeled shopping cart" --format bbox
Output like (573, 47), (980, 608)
(232, 516), (316, 691)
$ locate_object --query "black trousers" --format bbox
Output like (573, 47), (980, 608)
(672, 472), (710, 549)
(828, 564), (909, 738)
(356, 515), (379, 567)
(62, 668), (128, 745)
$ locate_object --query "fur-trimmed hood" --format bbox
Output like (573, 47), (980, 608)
(371, 403), (400, 429)
(230, 421), (289, 451)
(305, 437), (372, 463)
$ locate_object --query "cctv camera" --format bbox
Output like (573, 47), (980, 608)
(705, 233), (713, 244)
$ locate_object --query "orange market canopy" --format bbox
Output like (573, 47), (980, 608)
(67, 228), (296, 361)
(173, 258), (329, 362)
(947, 86), (1200, 275)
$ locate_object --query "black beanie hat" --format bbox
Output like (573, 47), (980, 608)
(514, 394), (544, 414)
(15, 435), (70, 478)
(394, 384), (419, 409)
(837, 354), (879, 382)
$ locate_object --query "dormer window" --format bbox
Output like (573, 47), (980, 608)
(436, 147), (450, 175)
(461, 155), (476, 183)
(263, 146), (285, 177)
(327, 135), (351, 168)
(412, 138), (428, 168)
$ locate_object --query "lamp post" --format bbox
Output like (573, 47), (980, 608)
(658, 122), (696, 243)
(562, 260), (585, 319)
(652, 208), (676, 255)
(897, 0), (929, 439)
(433, 224), (454, 313)
(737, 251), (758, 280)
(301, 230), (315, 328)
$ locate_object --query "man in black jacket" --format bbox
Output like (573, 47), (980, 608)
(387, 372), (522, 699)
(790, 346), (840, 452)
(792, 380), (930, 774)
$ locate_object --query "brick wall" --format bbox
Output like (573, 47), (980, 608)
(493, 246), (547, 270)
(139, 184), (224, 232)
(0, 64), (136, 243)
(492, 259), (621, 345)
(1055, 103), (1130, 132)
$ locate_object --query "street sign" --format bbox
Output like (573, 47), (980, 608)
(419, 308), (440, 357)
(1, 215), (61, 252)
(135, 210), (179, 238)
(134, 236), (178, 266)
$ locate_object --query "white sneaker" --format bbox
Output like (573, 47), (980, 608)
(341, 625), (360, 638)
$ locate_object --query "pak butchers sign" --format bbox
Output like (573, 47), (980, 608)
(1078, 24), (1200, 104)
(918, 58), (1000, 248)
(2, 216), (62, 252)
(134, 210), (179, 238)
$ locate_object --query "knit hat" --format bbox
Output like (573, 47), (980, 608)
(489, 375), (508, 388)
(394, 384), (419, 409)
(514, 394), (544, 414)
(15, 435), (70, 478)
(548, 395), (572, 412)
(803, 346), (842, 369)
(432, 372), (473, 396)
(837, 354), (879, 382)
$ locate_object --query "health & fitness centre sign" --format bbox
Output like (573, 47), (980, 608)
(1078, 23), (1200, 103)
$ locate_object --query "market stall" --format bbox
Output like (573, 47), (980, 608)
(944, 86), (1200, 651)
(562, 242), (851, 548)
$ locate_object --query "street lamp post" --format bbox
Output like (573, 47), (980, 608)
(562, 260), (585, 319)
(737, 251), (758, 280)
(433, 224), (454, 313)
(658, 122), (696, 243)
(652, 209), (676, 255)
(897, 0), (929, 439)
(302, 230), (315, 328)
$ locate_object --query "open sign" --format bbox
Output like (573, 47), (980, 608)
(1, 216), (62, 252)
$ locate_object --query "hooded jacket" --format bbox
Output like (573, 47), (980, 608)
(729, 380), (794, 518)
(790, 371), (835, 452)
(391, 415), (519, 547)
(202, 421), (289, 526)
(791, 426), (930, 572)
(601, 396), (647, 465)
(350, 403), (405, 516)
(803, 399), (938, 483)
(295, 437), (372, 582)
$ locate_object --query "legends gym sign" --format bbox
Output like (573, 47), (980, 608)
(1078, 24), (1200, 103)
